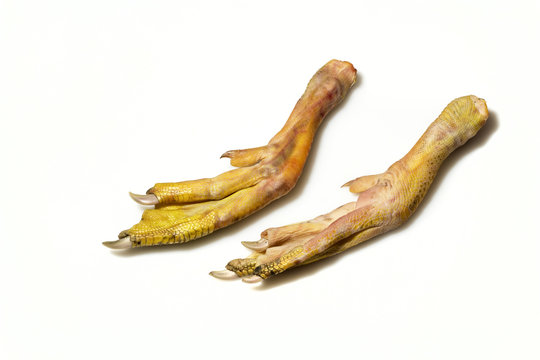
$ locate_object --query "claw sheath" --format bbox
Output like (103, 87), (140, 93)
(111, 60), (357, 248)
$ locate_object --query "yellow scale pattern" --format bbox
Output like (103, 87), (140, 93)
(130, 210), (217, 247)
(229, 95), (489, 279)
(118, 60), (358, 249)
(253, 246), (304, 279)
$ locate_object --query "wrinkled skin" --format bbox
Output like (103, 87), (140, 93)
(104, 60), (357, 249)
(217, 95), (489, 282)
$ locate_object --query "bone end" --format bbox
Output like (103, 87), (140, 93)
(472, 96), (489, 119)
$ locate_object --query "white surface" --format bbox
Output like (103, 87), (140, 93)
(1, 1), (539, 359)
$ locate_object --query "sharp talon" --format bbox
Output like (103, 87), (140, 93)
(209, 270), (239, 280)
(129, 192), (158, 205)
(220, 151), (232, 159)
(241, 239), (269, 251)
(102, 237), (132, 249)
(242, 275), (263, 284)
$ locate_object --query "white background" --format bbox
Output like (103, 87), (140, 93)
(1, 1), (539, 359)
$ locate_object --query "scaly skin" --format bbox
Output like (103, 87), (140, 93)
(104, 60), (357, 249)
(216, 95), (489, 282)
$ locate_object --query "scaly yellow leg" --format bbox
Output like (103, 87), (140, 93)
(104, 60), (357, 249)
(212, 95), (489, 282)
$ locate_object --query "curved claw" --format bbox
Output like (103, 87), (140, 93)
(242, 275), (263, 284)
(209, 269), (239, 280)
(102, 237), (132, 249)
(341, 174), (381, 193)
(129, 192), (159, 205)
(220, 146), (268, 167)
(241, 239), (269, 251)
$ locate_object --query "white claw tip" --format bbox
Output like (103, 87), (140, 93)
(102, 237), (132, 250)
(209, 270), (238, 280)
(129, 192), (159, 205)
(241, 239), (269, 252)
(242, 275), (263, 284)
